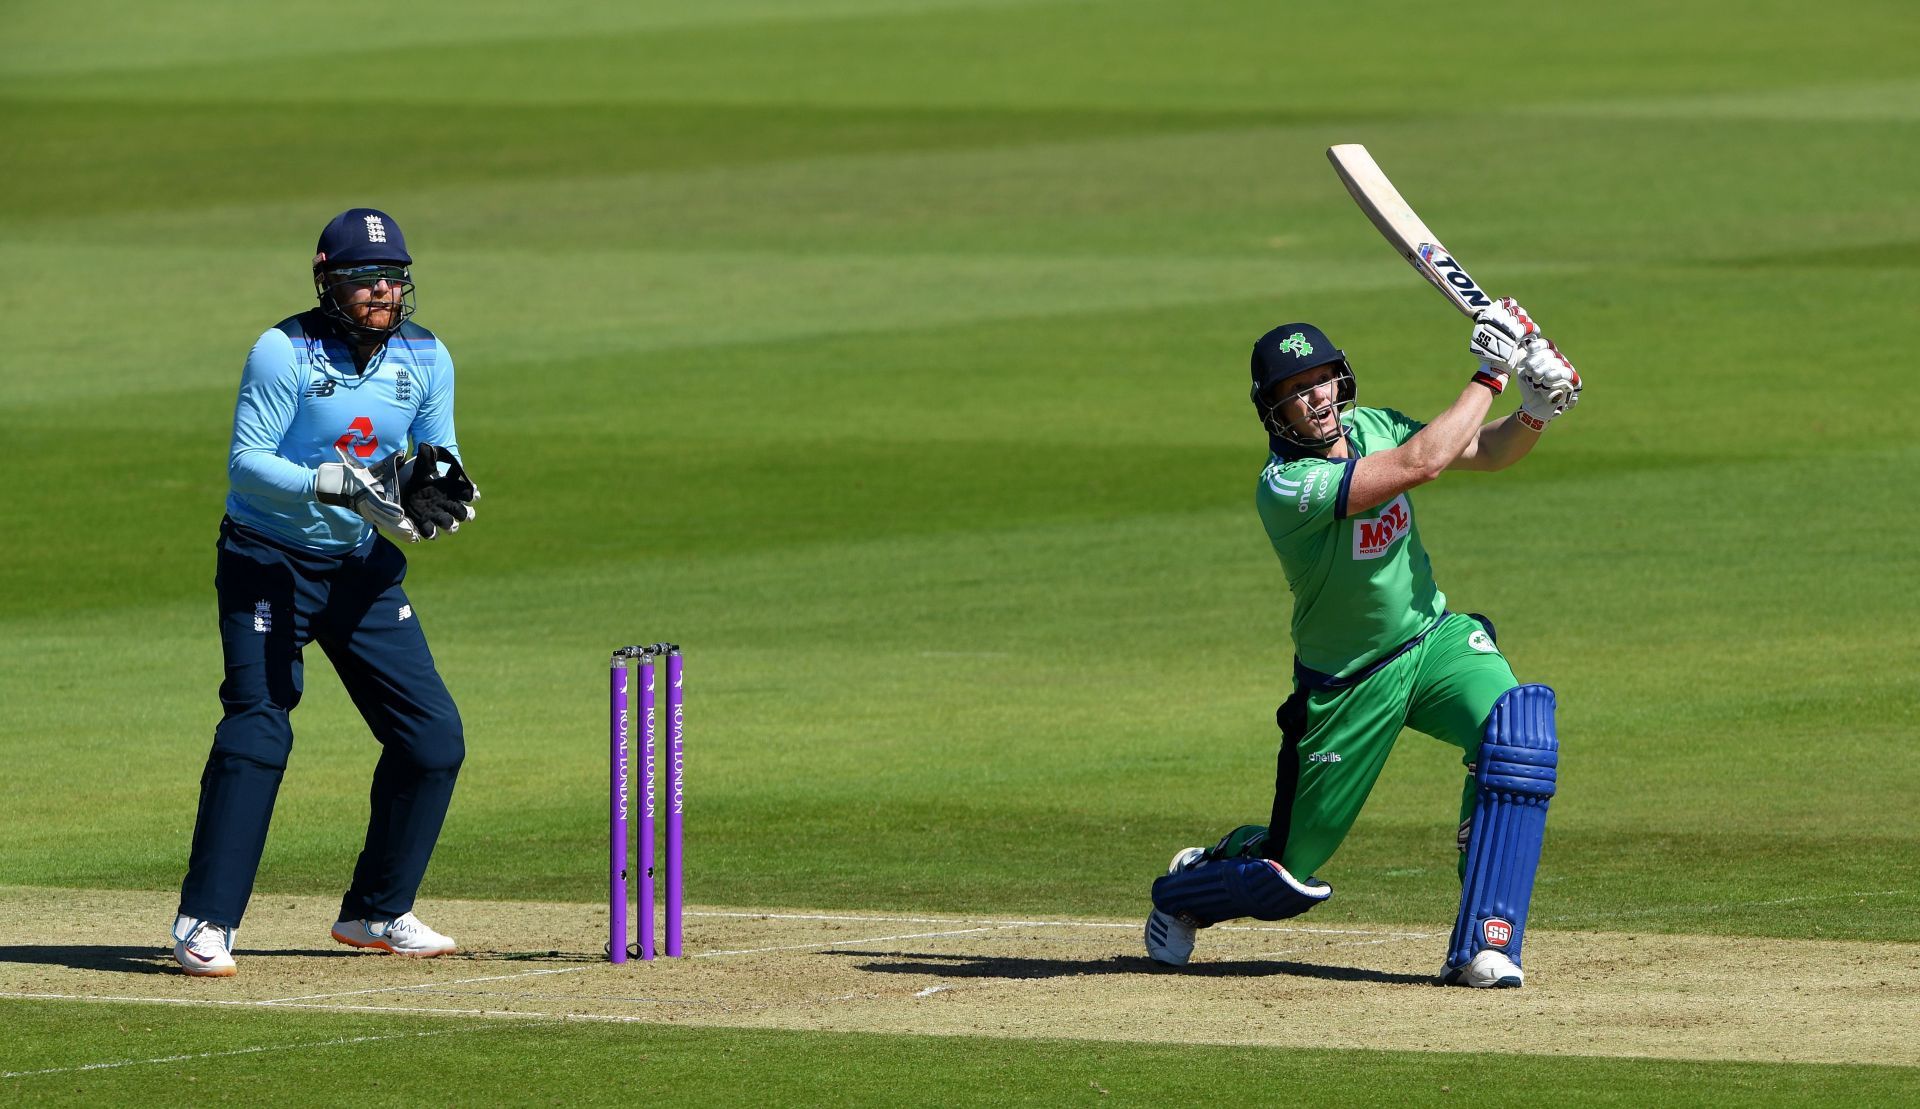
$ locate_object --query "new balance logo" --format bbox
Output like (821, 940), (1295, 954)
(398, 604), (413, 622)
(364, 214), (387, 243)
(307, 378), (337, 398)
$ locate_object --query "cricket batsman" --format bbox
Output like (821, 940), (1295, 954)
(1144, 303), (1580, 987)
(171, 209), (480, 976)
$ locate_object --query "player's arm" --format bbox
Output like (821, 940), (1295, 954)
(1346, 299), (1553, 510)
(1452, 338), (1583, 471)
(228, 331), (320, 501)
(1450, 412), (1539, 471)
(1345, 382), (1494, 513)
(407, 337), (463, 464)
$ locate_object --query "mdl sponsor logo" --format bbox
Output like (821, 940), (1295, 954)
(1352, 494), (1412, 559)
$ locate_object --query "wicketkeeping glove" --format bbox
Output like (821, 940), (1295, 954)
(1515, 339), (1581, 431)
(316, 444), (480, 543)
(316, 446), (420, 545)
(1468, 297), (1542, 393)
(397, 443), (479, 540)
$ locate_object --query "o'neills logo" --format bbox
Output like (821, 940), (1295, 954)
(1483, 917), (1513, 948)
(1353, 494), (1411, 559)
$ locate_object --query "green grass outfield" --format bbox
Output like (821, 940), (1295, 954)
(6, 1002), (1918, 1106)
(4, 0), (1917, 1100)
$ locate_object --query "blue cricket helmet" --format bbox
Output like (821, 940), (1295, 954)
(1249, 322), (1356, 450)
(315, 208), (412, 266)
(312, 208), (416, 343)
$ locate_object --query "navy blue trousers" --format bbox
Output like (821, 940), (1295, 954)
(178, 518), (464, 928)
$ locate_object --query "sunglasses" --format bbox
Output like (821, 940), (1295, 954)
(327, 264), (411, 287)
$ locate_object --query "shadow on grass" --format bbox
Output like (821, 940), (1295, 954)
(830, 949), (1435, 986)
(0, 945), (364, 975)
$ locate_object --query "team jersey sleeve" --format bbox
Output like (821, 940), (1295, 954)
(1368, 407), (1427, 447)
(227, 329), (317, 501)
(408, 337), (461, 463)
(1255, 456), (1353, 541)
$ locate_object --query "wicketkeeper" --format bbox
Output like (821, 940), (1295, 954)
(1145, 303), (1580, 987)
(172, 209), (480, 976)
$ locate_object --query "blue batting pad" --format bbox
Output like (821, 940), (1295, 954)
(1152, 857), (1332, 928)
(1448, 684), (1558, 969)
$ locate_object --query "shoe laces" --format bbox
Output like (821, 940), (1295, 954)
(186, 920), (231, 954)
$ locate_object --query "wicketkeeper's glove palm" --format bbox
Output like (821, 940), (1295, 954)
(398, 443), (479, 540)
(316, 443), (479, 544)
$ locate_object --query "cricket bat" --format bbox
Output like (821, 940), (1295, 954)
(1326, 143), (1494, 320)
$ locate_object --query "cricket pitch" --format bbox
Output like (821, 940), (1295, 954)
(3, 886), (1915, 1068)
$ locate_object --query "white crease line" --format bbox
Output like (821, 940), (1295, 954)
(1215, 925), (1436, 938)
(2, 1026), (502, 1080)
(393, 988), (720, 1008)
(264, 966), (588, 1004)
(696, 911), (1039, 925)
(694, 926), (995, 958)
(0, 991), (661, 1023)
(693, 910), (1431, 938)
(0, 992), (541, 1018)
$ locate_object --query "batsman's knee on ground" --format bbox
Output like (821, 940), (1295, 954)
(1151, 855), (1332, 928)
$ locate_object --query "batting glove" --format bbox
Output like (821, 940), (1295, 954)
(1515, 339), (1581, 431)
(1469, 297), (1542, 393)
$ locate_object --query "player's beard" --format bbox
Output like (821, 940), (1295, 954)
(355, 300), (400, 332)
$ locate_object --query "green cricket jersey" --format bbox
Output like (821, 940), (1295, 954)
(1255, 406), (1445, 679)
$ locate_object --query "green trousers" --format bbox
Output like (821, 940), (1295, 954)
(1267, 612), (1518, 878)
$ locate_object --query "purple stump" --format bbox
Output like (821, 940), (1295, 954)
(666, 648), (685, 957)
(608, 653), (630, 964)
(638, 651), (658, 961)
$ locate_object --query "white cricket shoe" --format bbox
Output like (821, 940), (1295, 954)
(172, 914), (236, 977)
(331, 911), (458, 957)
(1441, 948), (1525, 988)
(1144, 846), (1207, 966)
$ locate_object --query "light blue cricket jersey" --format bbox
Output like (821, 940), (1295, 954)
(225, 311), (462, 553)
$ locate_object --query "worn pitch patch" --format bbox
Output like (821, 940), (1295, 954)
(2, 886), (1916, 1068)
